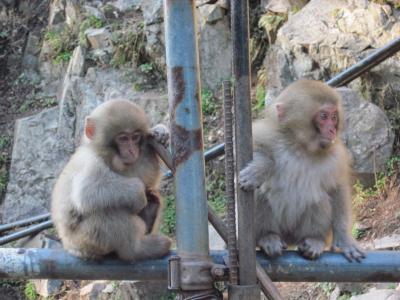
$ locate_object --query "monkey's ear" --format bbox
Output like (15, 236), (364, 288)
(275, 103), (286, 122)
(85, 117), (96, 140)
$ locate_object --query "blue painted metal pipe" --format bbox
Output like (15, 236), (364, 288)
(164, 0), (208, 258)
(1, 248), (400, 282)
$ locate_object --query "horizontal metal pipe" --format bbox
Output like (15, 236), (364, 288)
(0, 213), (51, 233)
(327, 36), (400, 87)
(1, 248), (400, 282)
(0, 220), (53, 245)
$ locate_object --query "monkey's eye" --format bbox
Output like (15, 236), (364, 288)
(132, 133), (142, 144)
(331, 113), (338, 122)
(116, 135), (130, 143)
(319, 112), (328, 120)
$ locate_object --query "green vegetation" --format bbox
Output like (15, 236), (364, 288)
(254, 85), (266, 113)
(371, 0), (400, 9)
(18, 96), (57, 113)
(258, 12), (287, 43)
(206, 174), (227, 216)
(201, 88), (218, 116)
(0, 136), (10, 196)
(319, 282), (335, 296)
(160, 195), (176, 236)
(79, 15), (105, 45)
(24, 281), (38, 300)
(352, 224), (365, 240)
(44, 28), (77, 64)
(111, 25), (147, 68)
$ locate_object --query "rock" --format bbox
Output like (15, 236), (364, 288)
(80, 281), (107, 299)
(141, 0), (163, 25)
(111, 0), (142, 12)
(1, 67), (169, 223)
(263, 0), (309, 14)
(209, 224), (225, 250)
(48, 0), (65, 28)
(115, 281), (171, 300)
(66, 46), (86, 78)
(34, 279), (63, 298)
(263, 0), (400, 122)
(1, 107), (70, 223)
(350, 288), (400, 300)
(371, 234), (400, 250)
(65, 0), (81, 28)
(338, 88), (394, 183)
(144, 23), (165, 72)
(85, 27), (112, 49)
(198, 5), (232, 91)
(85, 4), (104, 19)
(199, 4), (225, 24)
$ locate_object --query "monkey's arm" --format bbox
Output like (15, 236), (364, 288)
(330, 186), (365, 262)
(239, 152), (273, 191)
(71, 163), (147, 215)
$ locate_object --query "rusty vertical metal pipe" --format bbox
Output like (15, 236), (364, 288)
(230, 1), (260, 298)
(223, 80), (239, 285)
(163, 0), (216, 297)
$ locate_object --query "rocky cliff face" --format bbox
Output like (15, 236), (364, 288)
(0, 0), (397, 221)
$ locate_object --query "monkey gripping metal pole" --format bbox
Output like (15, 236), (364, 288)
(163, 1), (221, 298)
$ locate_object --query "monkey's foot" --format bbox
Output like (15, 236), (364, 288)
(258, 234), (287, 257)
(332, 240), (366, 262)
(298, 238), (325, 260)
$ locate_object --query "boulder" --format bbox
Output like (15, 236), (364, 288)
(338, 88), (394, 182)
(263, 0), (400, 112)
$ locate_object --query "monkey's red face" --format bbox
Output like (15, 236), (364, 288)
(314, 104), (338, 148)
(114, 130), (142, 167)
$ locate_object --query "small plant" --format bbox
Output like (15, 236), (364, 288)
(44, 28), (76, 64)
(206, 173), (227, 216)
(79, 15), (105, 45)
(319, 282), (335, 296)
(254, 85), (266, 113)
(111, 27), (147, 68)
(0, 170), (8, 196)
(39, 97), (58, 108)
(139, 63), (154, 74)
(258, 12), (287, 43)
(160, 195), (176, 236)
(351, 225), (365, 240)
(201, 89), (217, 116)
(24, 281), (38, 300)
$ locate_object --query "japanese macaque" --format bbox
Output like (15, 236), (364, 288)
(51, 99), (171, 261)
(239, 79), (365, 262)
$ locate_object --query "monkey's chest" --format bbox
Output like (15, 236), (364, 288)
(259, 158), (339, 223)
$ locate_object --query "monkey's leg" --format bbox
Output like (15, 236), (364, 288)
(138, 190), (161, 234)
(116, 216), (171, 261)
(258, 233), (287, 257)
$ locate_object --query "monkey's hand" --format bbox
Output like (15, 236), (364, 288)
(150, 124), (169, 147)
(332, 237), (366, 262)
(239, 153), (271, 191)
(258, 233), (287, 257)
(239, 163), (264, 191)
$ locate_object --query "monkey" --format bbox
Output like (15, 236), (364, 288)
(51, 99), (171, 261)
(239, 79), (365, 262)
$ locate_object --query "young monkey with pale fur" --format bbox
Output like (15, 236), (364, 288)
(239, 79), (365, 262)
(52, 99), (171, 261)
